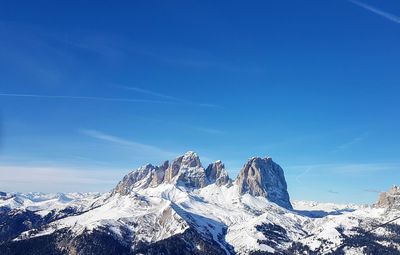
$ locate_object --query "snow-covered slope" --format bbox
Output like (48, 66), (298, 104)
(0, 152), (399, 255)
(0, 192), (102, 216)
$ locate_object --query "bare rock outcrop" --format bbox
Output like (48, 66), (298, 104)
(375, 185), (400, 210)
(113, 161), (169, 195)
(166, 151), (208, 189)
(151, 160), (169, 187)
(205, 160), (230, 186)
(236, 157), (292, 209)
(113, 152), (292, 210)
(113, 164), (158, 195)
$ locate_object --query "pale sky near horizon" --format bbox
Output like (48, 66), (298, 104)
(1, 0), (400, 204)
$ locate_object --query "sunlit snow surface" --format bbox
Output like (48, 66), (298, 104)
(1, 188), (399, 254)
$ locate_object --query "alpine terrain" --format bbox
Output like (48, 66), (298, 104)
(0, 151), (399, 254)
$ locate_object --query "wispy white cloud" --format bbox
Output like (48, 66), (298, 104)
(124, 45), (264, 73)
(80, 129), (177, 158)
(328, 189), (339, 194)
(80, 129), (219, 168)
(0, 93), (177, 104)
(118, 86), (182, 102)
(0, 92), (220, 108)
(333, 133), (368, 152)
(330, 163), (399, 174)
(295, 166), (313, 184)
(259, 131), (335, 151)
(288, 162), (400, 174)
(194, 127), (226, 135)
(0, 164), (122, 193)
(364, 188), (382, 193)
(348, 0), (400, 24)
(117, 86), (221, 108)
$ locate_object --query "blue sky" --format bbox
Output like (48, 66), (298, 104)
(1, 0), (400, 204)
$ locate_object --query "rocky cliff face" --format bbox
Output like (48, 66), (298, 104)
(114, 152), (212, 194)
(376, 185), (400, 210)
(113, 164), (157, 195)
(236, 157), (292, 209)
(113, 152), (292, 209)
(113, 160), (170, 195)
(165, 151), (208, 188)
(205, 160), (230, 186)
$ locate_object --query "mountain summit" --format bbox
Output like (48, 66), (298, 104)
(164, 151), (208, 188)
(236, 157), (292, 209)
(114, 151), (210, 194)
(114, 151), (291, 209)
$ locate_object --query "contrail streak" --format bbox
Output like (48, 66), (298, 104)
(0, 93), (180, 104)
(118, 86), (182, 102)
(348, 0), (400, 24)
(0, 93), (220, 108)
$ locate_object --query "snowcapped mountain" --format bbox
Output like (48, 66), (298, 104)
(0, 152), (399, 255)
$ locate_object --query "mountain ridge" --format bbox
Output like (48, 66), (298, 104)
(0, 152), (399, 255)
(113, 151), (292, 210)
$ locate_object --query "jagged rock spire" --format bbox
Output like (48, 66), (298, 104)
(165, 151), (208, 188)
(205, 160), (230, 186)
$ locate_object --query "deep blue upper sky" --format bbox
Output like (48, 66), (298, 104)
(1, 0), (399, 203)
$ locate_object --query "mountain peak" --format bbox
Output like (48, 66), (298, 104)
(376, 185), (400, 210)
(164, 151), (208, 188)
(180, 151), (201, 168)
(236, 156), (292, 209)
(113, 164), (156, 195)
(205, 160), (230, 186)
(113, 153), (291, 209)
(183, 150), (197, 157)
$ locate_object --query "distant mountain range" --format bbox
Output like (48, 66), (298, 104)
(0, 151), (399, 254)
